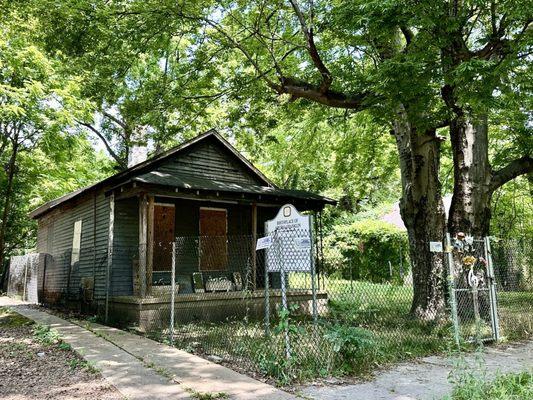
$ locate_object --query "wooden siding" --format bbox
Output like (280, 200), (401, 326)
(36, 219), (48, 253)
(34, 134), (287, 303)
(36, 192), (110, 302)
(155, 136), (264, 185)
(111, 197), (139, 296)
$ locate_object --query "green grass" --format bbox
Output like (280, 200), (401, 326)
(68, 358), (100, 373)
(160, 278), (453, 384)
(147, 277), (531, 384)
(33, 323), (62, 345)
(444, 371), (533, 399)
(0, 307), (33, 327)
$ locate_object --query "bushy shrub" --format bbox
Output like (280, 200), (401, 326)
(324, 219), (409, 283)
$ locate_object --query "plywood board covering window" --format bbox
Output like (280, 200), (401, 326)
(71, 220), (82, 265)
(152, 204), (175, 271)
(199, 208), (228, 271)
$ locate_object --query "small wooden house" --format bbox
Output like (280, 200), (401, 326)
(30, 130), (334, 328)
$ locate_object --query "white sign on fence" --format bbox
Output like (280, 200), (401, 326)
(256, 235), (273, 250)
(265, 204), (313, 272)
(429, 241), (443, 253)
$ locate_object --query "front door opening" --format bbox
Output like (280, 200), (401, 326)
(152, 204), (175, 271)
(199, 207), (228, 271)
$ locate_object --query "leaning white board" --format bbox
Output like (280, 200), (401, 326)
(265, 204), (312, 272)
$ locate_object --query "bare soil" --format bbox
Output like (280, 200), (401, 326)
(0, 307), (124, 400)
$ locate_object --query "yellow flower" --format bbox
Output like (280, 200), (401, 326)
(462, 256), (476, 266)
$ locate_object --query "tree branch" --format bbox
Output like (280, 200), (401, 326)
(103, 111), (129, 131)
(78, 121), (127, 168)
(170, 6), (373, 111)
(472, 18), (531, 60)
(277, 77), (373, 110)
(490, 156), (533, 191)
(400, 26), (414, 49)
(288, 0), (332, 92)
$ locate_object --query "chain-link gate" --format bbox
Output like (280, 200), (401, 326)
(446, 234), (500, 344)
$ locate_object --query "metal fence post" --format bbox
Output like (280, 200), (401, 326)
(170, 241), (176, 345)
(484, 236), (500, 342)
(278, 234), (291, 360)
(264, 228), (271, 336)
(309, 219), (318, 325)
(264, 265), (270, 336)
(446, 233), (460, 347)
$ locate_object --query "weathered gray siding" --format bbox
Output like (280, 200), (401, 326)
(155, 136), (264, 185)
(36, 219), (48, 253)
(37, 192), (110, 302)
(111, 197), (139, 296)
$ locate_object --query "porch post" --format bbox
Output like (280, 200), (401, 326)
(251, 203), (257, 290)
(139, 193), (147, 298)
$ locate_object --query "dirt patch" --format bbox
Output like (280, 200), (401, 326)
(0, 307), (124, 400)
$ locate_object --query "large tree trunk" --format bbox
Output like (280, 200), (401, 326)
(393, 111), (447, 320)
(448, 115), (492, 237)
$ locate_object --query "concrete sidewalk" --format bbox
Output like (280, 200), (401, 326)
(1, 297), (296, 400)
(76, 319), (295, 400)
(301, 340), (533, 400)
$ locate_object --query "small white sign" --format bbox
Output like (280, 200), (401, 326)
(256, 235), (273, 250)
(294, 237), (312, 249)
(429, 241), (443, 252)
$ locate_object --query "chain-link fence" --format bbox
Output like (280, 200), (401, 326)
(491, 238), (532, 341)
(8, 232), (532, 383)
(122, 230), (448, 381)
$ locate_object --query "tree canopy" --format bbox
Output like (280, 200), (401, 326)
(1, 0), (531, 318)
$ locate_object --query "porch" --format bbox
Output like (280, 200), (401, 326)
(106, 180), (329, 327)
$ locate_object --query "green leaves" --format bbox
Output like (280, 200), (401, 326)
(324, 219), (409, 283)
(0, 1), (112, 258)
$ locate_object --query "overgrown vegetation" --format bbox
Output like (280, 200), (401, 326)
(0, 306), (33, 327)
(160, 279), (454, 384)
(444, 348), (533, 400)
(324, 220), (410, 283)
(445, 371), (533, 400)
(32, 324), (62, 345)
(150, 275), (531, 385)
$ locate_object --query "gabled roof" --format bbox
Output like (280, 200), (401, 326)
(30, 129), (335, 219)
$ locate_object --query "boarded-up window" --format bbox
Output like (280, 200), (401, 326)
(199, 208), (228, 271)
(152, 204), (175, 271)
(71, 220), (82, 264)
